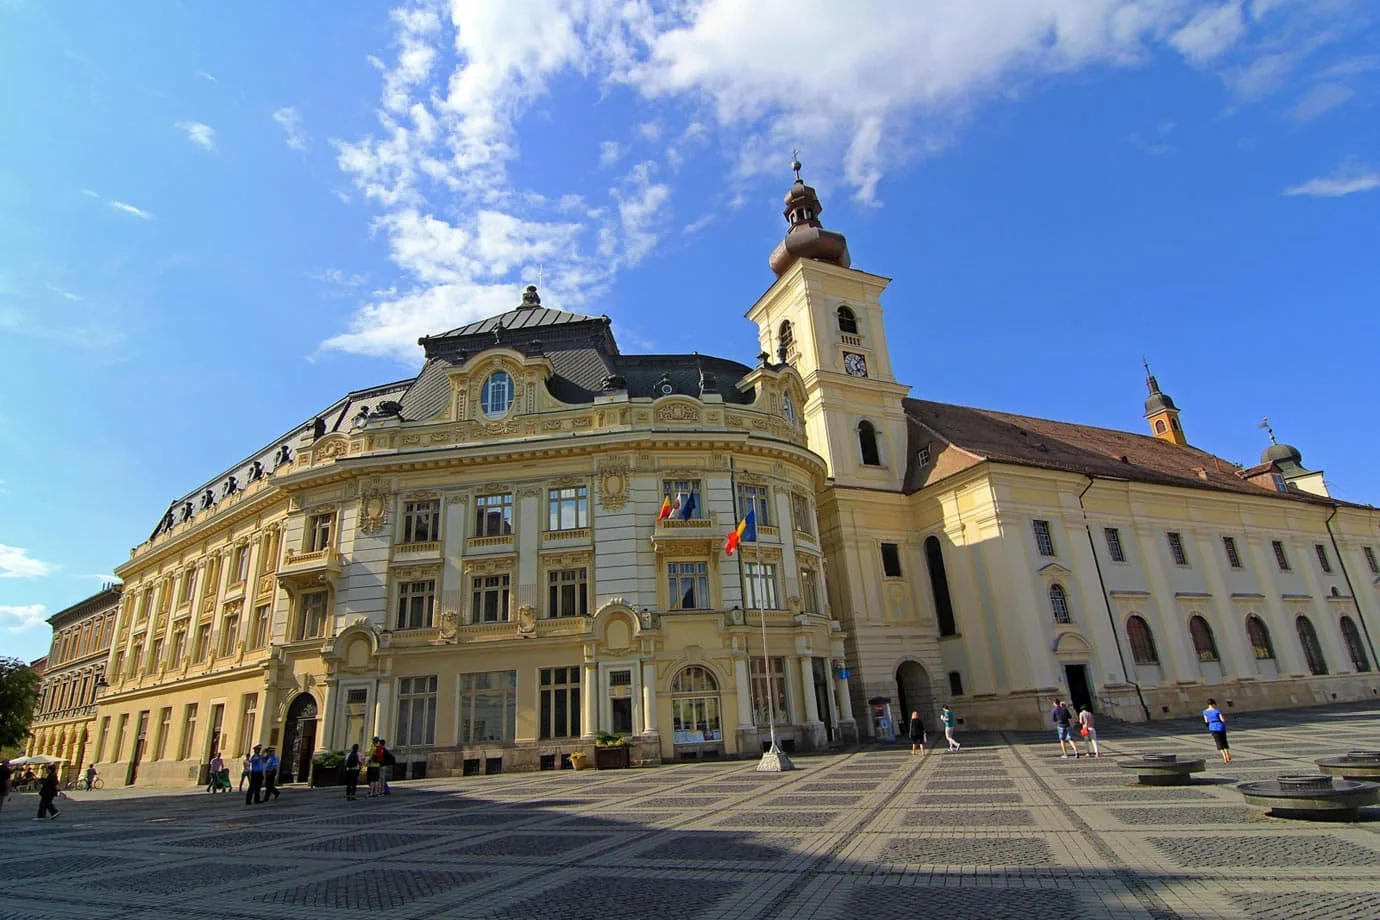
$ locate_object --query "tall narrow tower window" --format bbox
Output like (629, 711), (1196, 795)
(924, 536), (957, 637)
(858, 421), (881, 466)
(837, 306), (858, 335)
(778, 320), (794, 352)
(1296, 615), (1328, 675)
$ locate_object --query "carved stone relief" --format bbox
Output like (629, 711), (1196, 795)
(597, 459), (630, 511)
(358, 479), (390, 536)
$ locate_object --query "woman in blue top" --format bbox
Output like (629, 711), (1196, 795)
(1202, 698), (1231, 764)
(940, 705), (961, 752)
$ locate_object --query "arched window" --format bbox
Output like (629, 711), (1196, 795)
(1245, 615), (1275, 660)
(837, 306), (858, 334)
(778, 320), (794, 351)
(1049, 584), (1071, 625)
(1340, 616), (1371, 672)
(1154, 419), (1167, 434)
(1127, 615), (1159, 665)
(1296, 615), (1328, 675)
(858, 420), (881, 466)
(481, 371), (514, 418)
(1188, 615), (1219, 662)
(924, 536), (957, 637)
(670, 665), (722, 744)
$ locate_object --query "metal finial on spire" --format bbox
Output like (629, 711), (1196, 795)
(1142, 356), (1152, 376)
(1258, 417), (1277, 445)
(791, 148), (802, 181)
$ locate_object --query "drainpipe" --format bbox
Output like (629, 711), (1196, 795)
(1078, 477), (1151, 721)
(1324, 505), (1380, 670)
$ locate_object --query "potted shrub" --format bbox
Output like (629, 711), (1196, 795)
(310, 750), (345, 787)
(593, 731), (630, 770)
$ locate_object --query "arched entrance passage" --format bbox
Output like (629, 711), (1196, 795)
(895, 661), (933, 735)
(280, 693), (318, 783)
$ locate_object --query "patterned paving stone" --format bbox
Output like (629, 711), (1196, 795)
(713, 810), (838, 828)
(1148, 834), (1380, 867)
(256, 867), (486, 909)
(882, 836), (1053, 866)
(800, 781), (880, 792)
(451, 833), (612, 858)
(628, 795), (725, 808)
(1108, 806), (1269, 825)
(173, 829), (301, 848)
(638, 831), (800, 862)
(1231, 891), (1380, 919)
(493, 875), (735, 920)
(1084, 788), (1212, 803)
(0, 853), (135, 881)
(903, 808), (1037, 827)
(915, 792), (1025, 805)
(766, 794), (863, 807)
(79, 861), (273, 894)
(829, 884), (1101, 920)
(287, 831), (440, 853)
(923, 779), (1017, 790)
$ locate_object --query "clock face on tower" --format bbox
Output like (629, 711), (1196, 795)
(843, 352), (869, 378)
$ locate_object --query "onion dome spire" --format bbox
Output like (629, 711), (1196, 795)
(1142, 359), (1187, 446)
(769, 154), (851, 277)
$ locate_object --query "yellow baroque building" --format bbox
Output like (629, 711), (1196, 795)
(92, 167), (1380, 787)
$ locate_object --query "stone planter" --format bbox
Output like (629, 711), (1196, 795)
(595, 745), (631, 770)
(310, 764), (342, 787)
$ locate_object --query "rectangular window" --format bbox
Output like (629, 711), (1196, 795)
(128, 639), (144, 675)
(667, 561), (709, 610)
(149, 638), (164, 673)
(396, 579), (437, 630)
(672, 696), (722, 743)
(307, 512), (334, 552)
(1272, 540), (1291, 571)
(179, 570), (197, 604)
(1104, 527), (1126, 563)
(94, 715), (111, 762)
(219, 614), (239, 657)
(749, 656), (790, 725)
(192, 625), (210, 662)
(948, 671), (965, 696)
(261, 530), (279, 573)
(791, 493), (814, 536)
(471, 574), (511, 623)
(1223, 536), (1243, 569)
(297, 591), (329, 640)
(800, 567), (821, 615)
(249, 604), (270, 649)
(1366, 546), (1380, 575)
(239, 694), (257, 754)
(1033, 520), (1055, 557)
(1166, 532), (1189, 567)
(169, 628), (186, 668)
(880, 542), (902, 577)
(459, 670), (518, 744)
(735, 484), (772, 527)
(474, 494), (514, 537)
(112, 713), (129, 762)
(396, 675), (439, 746)
(539, 666), (581, 739)
(402, 499), (441, 544)
(344, 689), (369, 753)
(232, 545), (250, 583)
(547, 486), (589, 531)
(661, 479), (704, 519)
(744, 562), (779, 609)
(1315, 543), (1333, 574)
(154, 706), (172, 760)
(547, 567), (589, 618)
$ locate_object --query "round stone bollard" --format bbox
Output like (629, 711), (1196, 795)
(1315, 750), (1380, 782)
(1117, 753), (1207, 786)
(1237, 772), (1380, 821)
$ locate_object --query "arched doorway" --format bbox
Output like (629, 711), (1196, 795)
(895, 661), (933, 735)
(280, 693), (318, 783)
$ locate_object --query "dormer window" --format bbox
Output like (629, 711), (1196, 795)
(481, 371), (514, 418)
(837, 306), (858, 335)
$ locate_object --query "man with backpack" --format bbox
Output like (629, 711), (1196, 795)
(344, 744), (361, 801)
(1052, 698), (1082, 758)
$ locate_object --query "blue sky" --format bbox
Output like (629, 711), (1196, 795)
(2, 0), (1378, 662)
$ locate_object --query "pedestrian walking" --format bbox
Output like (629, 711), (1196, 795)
(264, 747), (281, 800)
(344, 744), (361, 801)
(35, 765), (60, 821)
(0, 758), (12, 810)
(1052, 698), (1082, 758)
(1203, 698), (1231, 764)
(239, 752), (252, 792)
(84, 763), (98, 791)
(366, 739), (383, 798)
(908, 710), (926, 756)
(940, 705), (961, 752)
(207, 752), (224, 793)
(378, 738), (394, 794)
(245, 745), (266, 805)
(1078, 705), (1100, 758)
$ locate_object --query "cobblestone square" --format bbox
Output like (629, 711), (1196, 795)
(2, 703), (1377, 919)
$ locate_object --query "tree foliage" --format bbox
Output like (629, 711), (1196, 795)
(0, 657), (40, 750)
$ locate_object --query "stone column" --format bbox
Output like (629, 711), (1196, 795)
(582, 660), (598, 738)
(798, 656), (821, 723)
(641, 660), (659, 735)
(373, 679), (392, 744)
(835, 668), (855, 729)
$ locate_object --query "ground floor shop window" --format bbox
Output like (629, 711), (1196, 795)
(749, 656), (791, 725)
(671, 665), (722, 743)
(539, 666), (581, 739)
(461, 670), (517, 743)
(397, 675), (438, 746)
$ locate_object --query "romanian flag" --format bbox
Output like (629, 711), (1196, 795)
(657, 495), (674, 522)
(724, 508), (757, 556)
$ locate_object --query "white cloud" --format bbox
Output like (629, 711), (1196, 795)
(0, 604), (48, 633)
(683, 212), (715, 234)
(0, 544), (56, 578)
(80, 573), (119, 585)
(176, 120), (217, 150)
(1283, 165), (1380, 197)
(107, 199), (153, 219)
(599, 140), (623, 167)
(45, 284), (88, 304)
(637, 120), (662, 142)
(196, 70), (217, 83)
(1171, 2), (1246, 63)
(273, 106), (308, 150)
(1289, 82), (1354, 121)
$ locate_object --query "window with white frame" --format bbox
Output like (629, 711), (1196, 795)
(396, 579), (436, 630)
(1032, 520), (1055, 557)
(169, 628), (186, 667)
(396, 675), (438, 746)
(667, 561), (709, 610)
(791, 493), (813, 536)
(471, 573), (511, 623)
(539, 666), (581, 739)
(474, 493), (513, 537)
(179, 570), (197, 604)
(547, 486), (589, 531)
(1166, 531), (1189, 566)
(233, 545), (250, 583)
(481, 371), (514, 418)
(1222, 536), (1243, 569)
(749, 656), (790, 725)
(459, 670), (517, 744)
(307, 512), (334, 553)
(402, 499), (440, 544)
(547, 567), (588, 618)
(735, 483), (772, 527)
(249, 604), (269, 649)
(218, 613), (239, 656)
(1272, 540), (1291, 571)
(1049, 584), (1072, 624)
(744, 562), (779, 609)
(296, 591), (329, 640)
(660, 479), (704, 518)
(1104, 527), (1126, 563)
(670, 665), (722, 743)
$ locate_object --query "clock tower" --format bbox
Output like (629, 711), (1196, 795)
(746, 160), (910, 490)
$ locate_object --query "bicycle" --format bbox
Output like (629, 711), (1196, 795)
(64, 776), (104, 791)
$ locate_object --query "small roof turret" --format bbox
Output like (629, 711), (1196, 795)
(768, 157), (851, 277)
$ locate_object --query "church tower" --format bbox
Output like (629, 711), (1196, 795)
(746, 160), (911, 489)
(1143, 361), (1187, 446)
